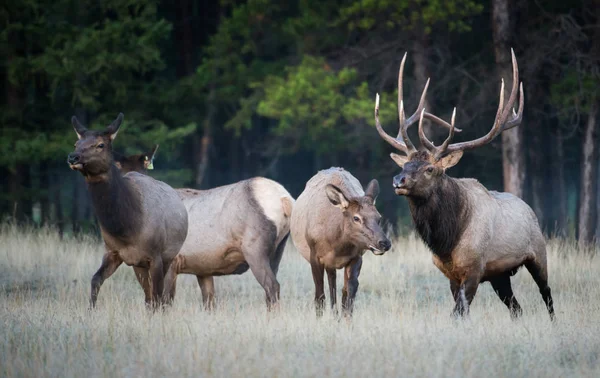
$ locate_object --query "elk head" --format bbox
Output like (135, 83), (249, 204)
(114, 145), (159, 174)
(374, 50), (524, 199)
(67, 113), (124, 177)
(325, 179), (391, 255)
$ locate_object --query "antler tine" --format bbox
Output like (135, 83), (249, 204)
(417, 108), (436, 152)
(397, 52), (407, 137)
(423, 113), (463, 133)
(397, 53), (417, 153)
(374, 52), (466, 156)
(442, 50), (524, 155)
(374, 93), (409, 154)
(501, 82), (524, 131)
(399, 78), (429, 152)
(497, 49), (521, 128)
(434, 108), (457, 159)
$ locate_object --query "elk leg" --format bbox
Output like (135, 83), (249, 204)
(490, 274), (523, 319)
(310, 250), (325, 317)
(162, 258), (178, 307)
(133, 267), (152, 307)
(452, 276), (479, 317)
(342, 256), (363, 317)
(244, 245), (280, 310)
(449, 280), (460, 302)
(90, 251), (122, 309)
(197, 275), (215, 311)
(161, 258), (179, 308)
(525, 259), (555, 321)
(326, 268), (338, 314)
(269, 234), (289, 276)
(148, 257), (164, 310)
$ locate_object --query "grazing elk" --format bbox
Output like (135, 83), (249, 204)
(114, 148), (294, 310)
(374, 50), (554, 320)
(291, 167), (391, 317)
(67, 114), (188, 309)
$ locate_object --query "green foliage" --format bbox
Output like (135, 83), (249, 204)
(550, 69), (598, 116)
(0, 0), (191, 173)
(337, 0), (484, 34)
(256, 56), (397, 153)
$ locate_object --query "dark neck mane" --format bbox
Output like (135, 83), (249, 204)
(407, 176), (470, 259)
(86, 165), (143, 240)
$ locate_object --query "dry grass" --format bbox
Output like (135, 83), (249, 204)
(0, 224), (599, 378)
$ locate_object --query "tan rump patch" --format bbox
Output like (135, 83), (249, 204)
(251, 178), (295, 237)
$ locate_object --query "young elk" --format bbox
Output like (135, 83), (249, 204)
(67, 114), (188, 309)
(374, 50), (554, 320)
(114, 148), (294, 310)
(291, 168), (391, 317)
(114, 144), (159, 174)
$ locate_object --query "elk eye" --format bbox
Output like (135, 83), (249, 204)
(353, 216), (361, 223)
(426, 167), (434, 173)
(97, 143), (105, 149)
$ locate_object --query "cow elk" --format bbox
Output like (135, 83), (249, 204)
(374, 50), (554, 320)
(115, 148), (294, 310)
(67, 114), (188, 310)
(291, 168), (391, 317)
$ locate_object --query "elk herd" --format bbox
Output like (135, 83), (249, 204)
(66, 50), (554, 321)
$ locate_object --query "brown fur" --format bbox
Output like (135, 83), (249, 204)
(68, 115), (187, 310)
(392, 150), (554, 320)
(290, 167), (391, 317)
(115, 150), (294, 310)
(113, 145), (158, 174)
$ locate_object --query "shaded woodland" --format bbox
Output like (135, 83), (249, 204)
(1, 0), (598, 242)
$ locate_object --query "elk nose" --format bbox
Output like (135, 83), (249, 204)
(67, 153), (80, 164)
(378, 239), (392, 251)
(393, 175), (406, 188)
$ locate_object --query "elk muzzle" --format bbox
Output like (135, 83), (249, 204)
(67, 153), (83, 170)
(393, 174), (411, 195)
(368, 238), (391, 255)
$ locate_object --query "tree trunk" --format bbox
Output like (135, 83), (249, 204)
(553, 128), (568, 237)
(596, 159), (600, 241)
(51, 168), (64, 238)
(71, 178), (89, 234)
(8, 169), (21, 222)
(412, 33), (434, 138)
(527, 84), (546, 231)
(195, 86), (214, 188)
(529, 128), (545, 231)
(492, 0), (526, 198)
(175, 0), (194, 77)
(39, 161), (50, 225)
(578, 101), (599, 245)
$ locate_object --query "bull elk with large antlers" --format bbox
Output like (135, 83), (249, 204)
(375, 50), (554, 320)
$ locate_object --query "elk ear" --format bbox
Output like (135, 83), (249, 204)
(71, 116), (87, 140)
(106, 113), (124, 141)
(364, 179), (380, 205)
(144, 144), (159, 170)
(390, 153), (409, 168)
(436, 150), (464, 170)
(325, 184), (350, 210)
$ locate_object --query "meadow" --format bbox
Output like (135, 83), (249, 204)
(0, 224), (599, 378)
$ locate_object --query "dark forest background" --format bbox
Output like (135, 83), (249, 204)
(1, 0), (598, 242)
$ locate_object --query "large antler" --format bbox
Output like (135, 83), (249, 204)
(420, 49), (524, 160)
(374, 53), (461, 156)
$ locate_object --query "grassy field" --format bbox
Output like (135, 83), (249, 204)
(0, 225), (599, 378)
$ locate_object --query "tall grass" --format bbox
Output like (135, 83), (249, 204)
(0, 225), (599, 377)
